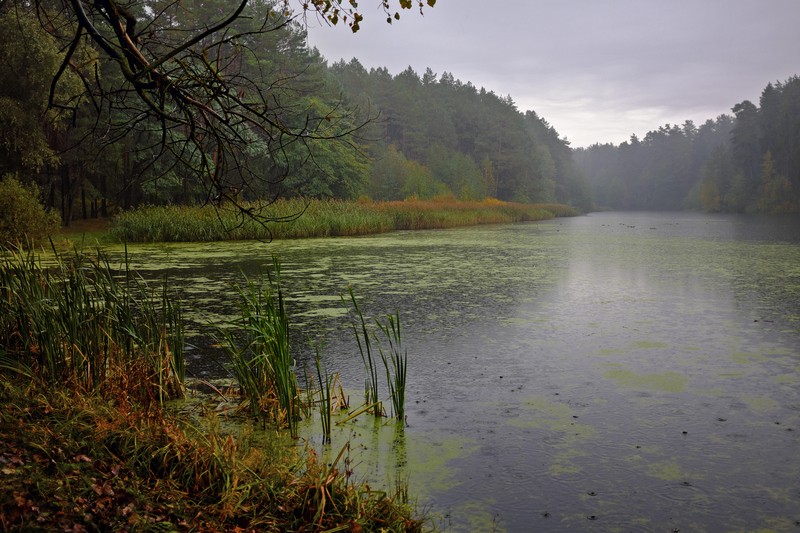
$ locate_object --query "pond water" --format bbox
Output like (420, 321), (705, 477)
(114, 211), (800, 532)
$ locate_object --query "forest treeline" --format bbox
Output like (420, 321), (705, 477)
(1, 0), (799, 228)
(329, 60), (592, 209)
(0, 1), (590, 229)
(575, 76), (800, 213)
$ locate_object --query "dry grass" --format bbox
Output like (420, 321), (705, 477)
(0, 380), (425, 531)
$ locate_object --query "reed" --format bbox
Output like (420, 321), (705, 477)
(346, 288), (382, 417)
(0, 244), (184, 403)
(345, 290), (408, 421)
(217, 258), (300, 437)
(110, 197), (578, 242)
(377, 311), (407, 422)
(314, 343), (333, 444)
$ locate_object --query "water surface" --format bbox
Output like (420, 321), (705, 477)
(117, 212), (800, 532)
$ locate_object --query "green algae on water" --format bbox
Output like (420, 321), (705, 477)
(603, 367), (688, 393)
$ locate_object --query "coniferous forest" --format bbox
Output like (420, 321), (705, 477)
(575, 76), (800, 213)
(1, 0), (799, 228)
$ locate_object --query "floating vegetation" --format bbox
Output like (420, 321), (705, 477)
(602, 365), (688, 393)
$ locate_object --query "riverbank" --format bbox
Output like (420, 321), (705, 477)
(0, 379), (423, 531)
(107, 197), (579, 243)
(0, 246), (425, 531)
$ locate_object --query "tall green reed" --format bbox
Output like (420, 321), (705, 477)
(218, 258), (299, 437)
(314, 343), (332, 444)
(0, 244), (185, 403)
(345, 290), (407, 421)
(346, 288), (382, 417)
(377, 311), (407, 422)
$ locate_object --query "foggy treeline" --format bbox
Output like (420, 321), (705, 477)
(575, 76), (800, 213)
(2, 0), (798, 223)
(329, 60), (592, 208)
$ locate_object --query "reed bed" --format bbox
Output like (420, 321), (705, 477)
(0, 245), (184, 404)
(110, 197), (578, 242)
(0, 247), (427, 530)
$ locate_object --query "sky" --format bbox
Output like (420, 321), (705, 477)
(304, 0), (800, 148)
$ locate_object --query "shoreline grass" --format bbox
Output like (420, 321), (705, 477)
(0, 245), (184, 405)
(110, 197), (580, 243)
(0, 246), (427, 531)
(0, 380), (424, 531)
(217, 261), (301, 438)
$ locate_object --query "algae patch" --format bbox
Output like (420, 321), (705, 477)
(603, 367), (687, 393)
(741, 395), (779, 412)
(508, 396), (596, 477)
(731, 351), (769, 364)
(633, 340), (670, 350)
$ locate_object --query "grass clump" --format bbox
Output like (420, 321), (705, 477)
(346, 289), (408, 422)
(378, 311), (407, 422)
(217, 259), (300, 437)
(0, 245), (184, 405)
(110, 197), (579, 242)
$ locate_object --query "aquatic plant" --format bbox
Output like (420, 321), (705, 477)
(346, 288), (383, 417)
(0, 244), (184, 403)
(378, 311), (407, 422)
(314, 343), (333, 444)
(109, 197), (577, 242)
(345, 289), (408, 421)
(217, 258), (300, 437)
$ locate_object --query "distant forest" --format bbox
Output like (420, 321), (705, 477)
(575, 76), (800, 213)
(330, 60), (592, 210)
(2, 1), (798, 222)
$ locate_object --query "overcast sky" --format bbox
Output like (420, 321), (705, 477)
(305, 0), (800, 148)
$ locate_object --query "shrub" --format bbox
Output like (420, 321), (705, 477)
(0, 174), (60, 247)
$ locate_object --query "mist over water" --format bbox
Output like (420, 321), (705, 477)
(119, 212), (800, 531)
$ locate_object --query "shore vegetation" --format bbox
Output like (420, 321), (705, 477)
(110, 197), (579, 242)
(0, 245), (425, 531)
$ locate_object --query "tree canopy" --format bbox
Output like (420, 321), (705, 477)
(0, 0), (434, 224)
(329, 60), (592, 208)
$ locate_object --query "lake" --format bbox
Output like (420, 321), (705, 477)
(116, 211), (800, 532)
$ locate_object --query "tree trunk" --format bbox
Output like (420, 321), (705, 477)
(60, 165), (73, 226)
